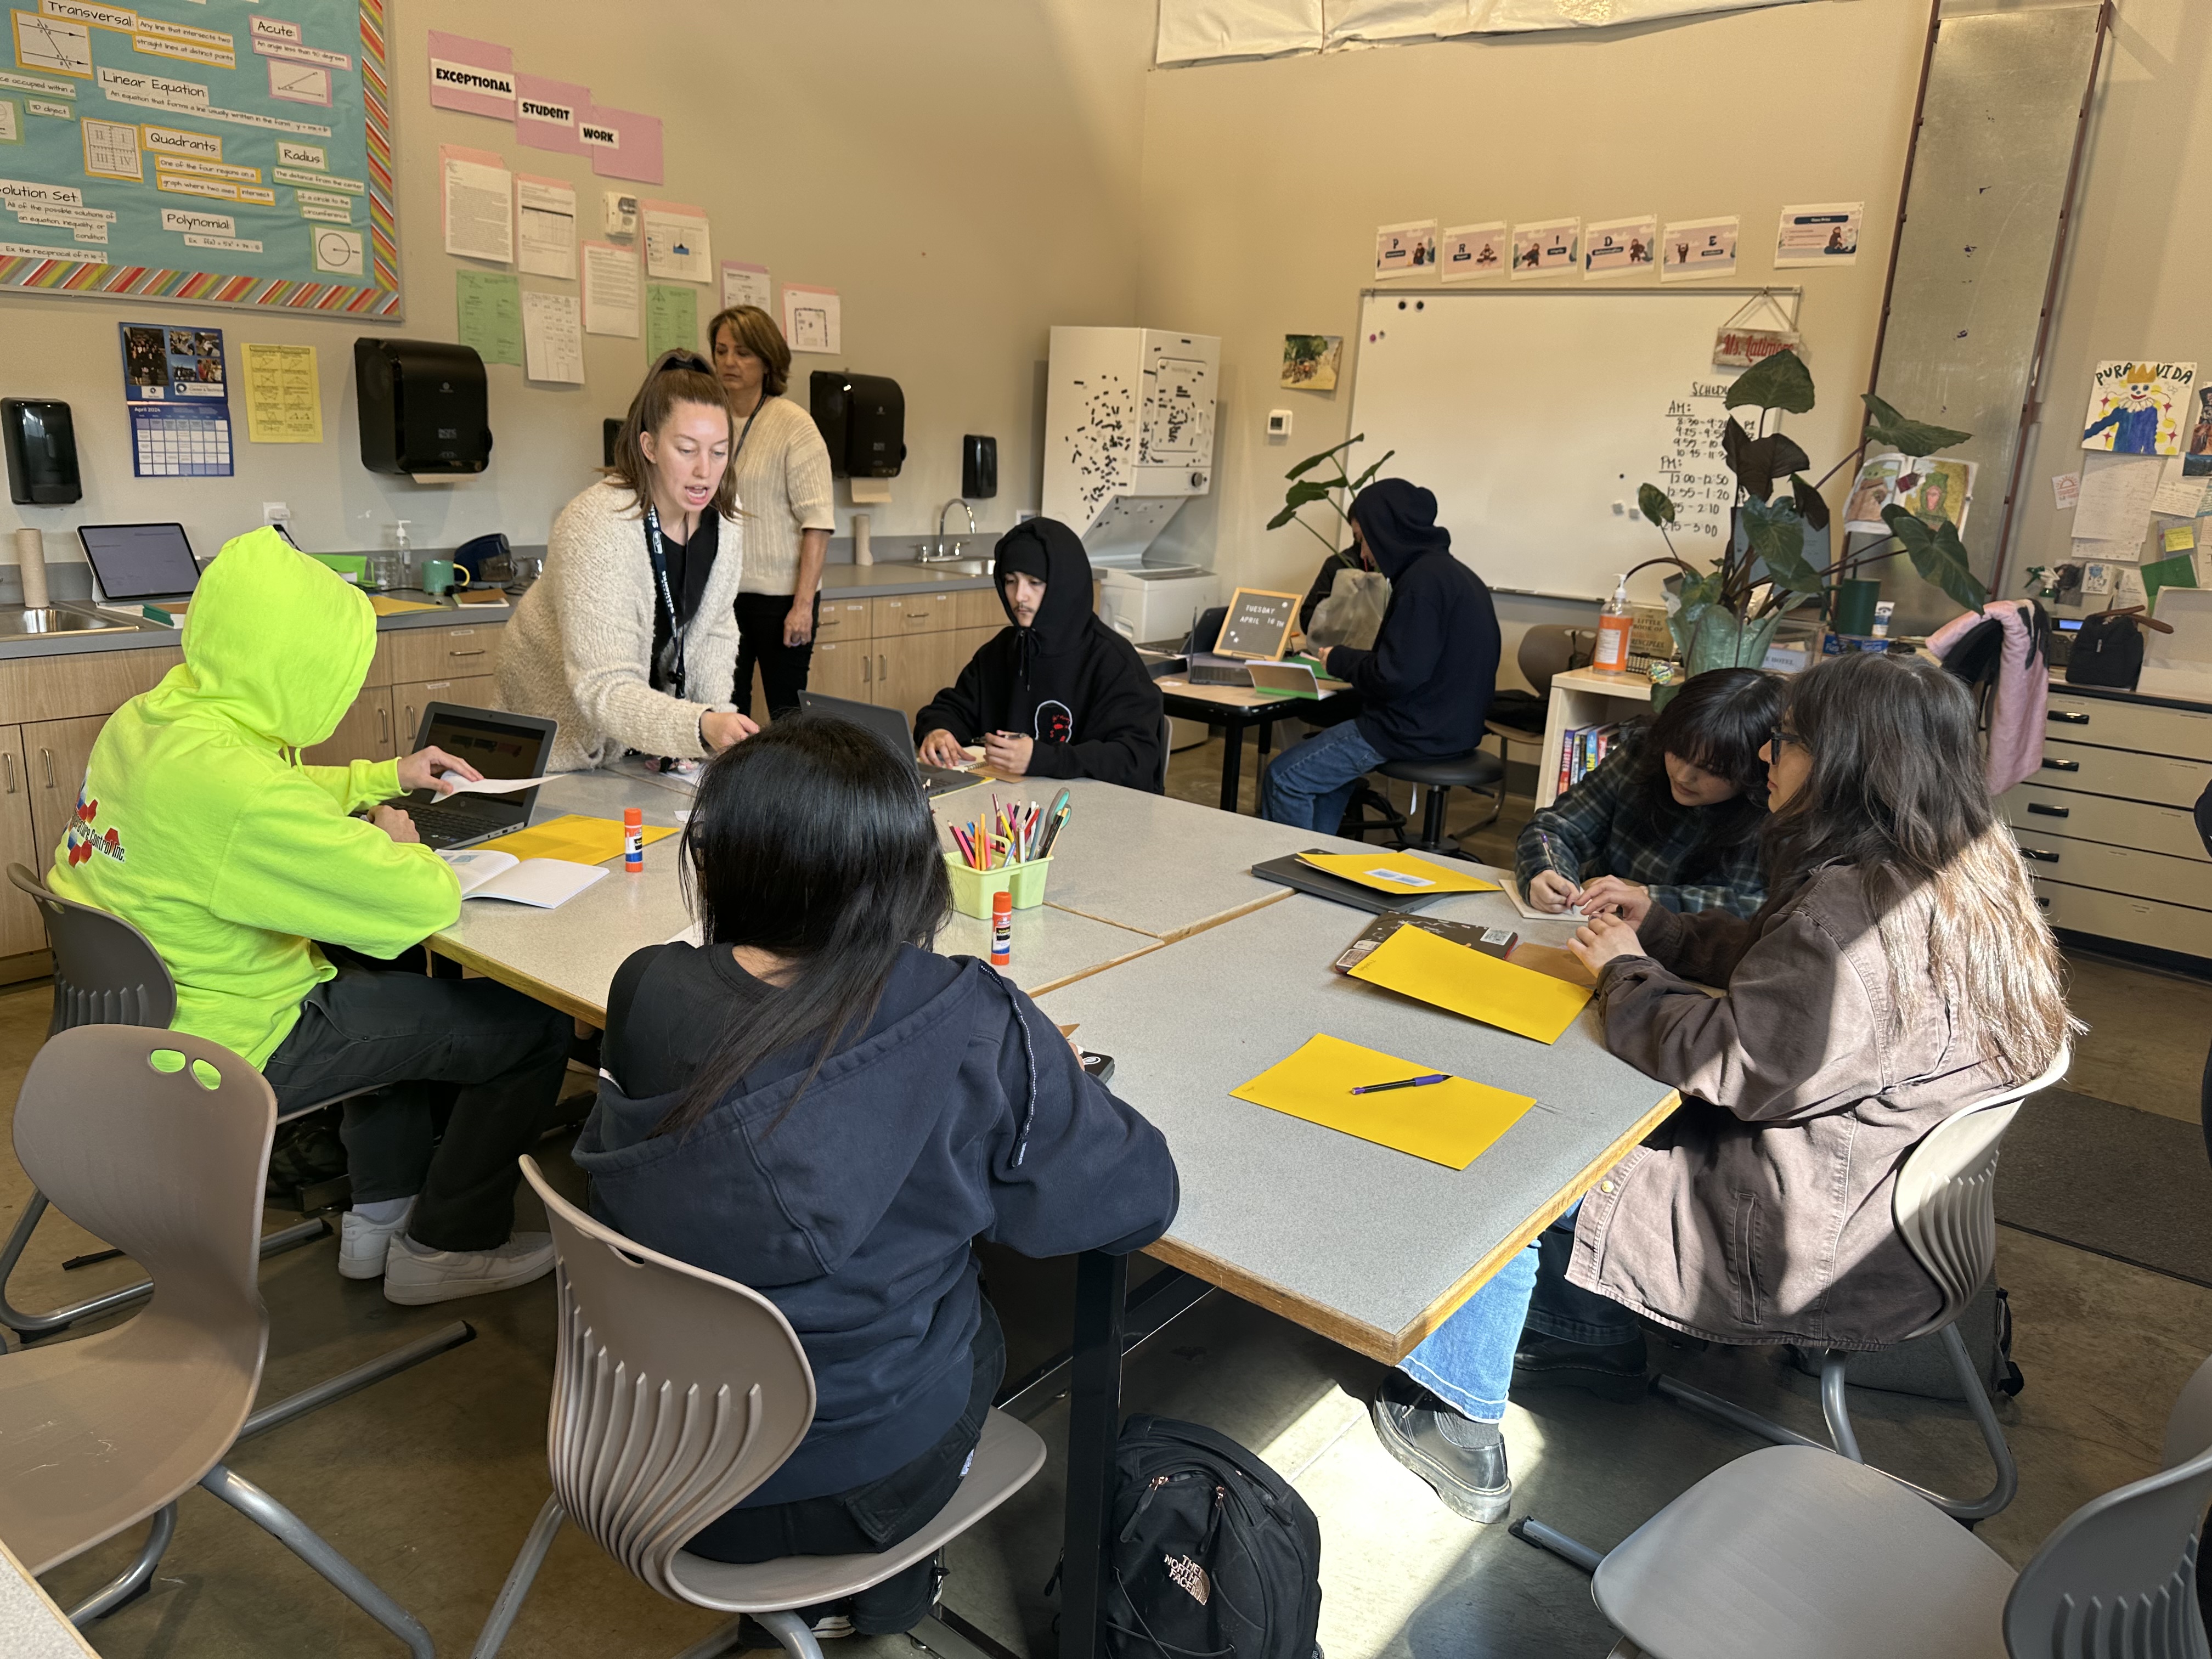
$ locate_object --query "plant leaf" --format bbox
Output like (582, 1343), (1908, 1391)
(1860, 393), (1970, 457)
(1724, 348), (1816, 415)
(1790, 472), (1831, 533)
(1722, 417), (1753, 495)
(1284, 435), (1360, 481)
(1638, 483), (1677, 527)
(1347, 448), (1397, 492)
(1740, 496), (1821, 595)
(1729, 431), (1809, 503)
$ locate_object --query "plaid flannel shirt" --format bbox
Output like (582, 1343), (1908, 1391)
(1514, 723), (1766, 917)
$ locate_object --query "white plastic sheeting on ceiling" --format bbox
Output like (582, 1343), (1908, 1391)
(1155, 0), (1818, 63)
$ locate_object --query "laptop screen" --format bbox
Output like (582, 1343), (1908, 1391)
(78, 522), (200, 601)
(417, 706), (548, 782)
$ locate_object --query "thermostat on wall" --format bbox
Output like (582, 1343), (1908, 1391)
(1267, 409), (1293, 438)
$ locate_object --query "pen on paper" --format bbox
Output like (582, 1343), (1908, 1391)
(1351, 1073), (1451, 1095)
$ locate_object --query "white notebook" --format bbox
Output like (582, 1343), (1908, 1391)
(439, 849), (607, 909)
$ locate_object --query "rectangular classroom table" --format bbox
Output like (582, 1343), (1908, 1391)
(1150, 676), (1350, 814)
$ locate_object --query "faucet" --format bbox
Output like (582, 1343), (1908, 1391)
(926, 499), (975, 562)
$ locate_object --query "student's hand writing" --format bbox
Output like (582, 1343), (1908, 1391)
(369, 804), (420, 844)
(918, 729), (969, 769)
(1570, 913), (1646, 974)
(783, 604), (815, 647)
(983, 731), (1034, 776)
(1528, 870), (1583, 913)
(396, 746), (482, 795)
(1575, 877), (1653, 926)
(701, 710), (759, 752)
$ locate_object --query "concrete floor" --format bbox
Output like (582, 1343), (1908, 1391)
(9, 745), (2212, 1658)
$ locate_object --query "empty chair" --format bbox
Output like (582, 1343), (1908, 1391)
(0, 1026), (433, 1653)
(1483, 624), (1593, 759)
(1374, 749), (1506, 850)
(473, 1156), (1047, 1659)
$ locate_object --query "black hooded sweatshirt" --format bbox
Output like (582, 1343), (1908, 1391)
(1322, 478), (1501, 760)
(912, 518), (1166, 791)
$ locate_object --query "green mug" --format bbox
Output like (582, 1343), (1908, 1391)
(1830, 578), (1881, 637)
(416, 558), (471, 597)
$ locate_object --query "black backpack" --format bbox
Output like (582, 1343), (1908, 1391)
(1097, 1415), (1322, 1659)
(2067, 605), (2170, 690)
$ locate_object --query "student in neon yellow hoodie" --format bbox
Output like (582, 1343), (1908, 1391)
(50, 527), (571, 1305)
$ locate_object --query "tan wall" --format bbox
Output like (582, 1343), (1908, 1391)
(1, 0), (1148, 565)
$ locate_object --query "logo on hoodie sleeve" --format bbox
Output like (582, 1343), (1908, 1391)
(64, 793), (125, 866)
(1032, 700), (1073, 746)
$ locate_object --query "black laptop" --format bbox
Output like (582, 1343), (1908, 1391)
(395, 703), (558, 849)
(797, 691), (979, 797)
(1251, 850), (1446, 914)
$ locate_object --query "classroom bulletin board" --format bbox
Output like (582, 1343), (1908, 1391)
(0, 0), (397, 314)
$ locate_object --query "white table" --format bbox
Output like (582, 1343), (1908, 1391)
(1538, 667), (1655, 809)
(1, 1537), (95, 1658)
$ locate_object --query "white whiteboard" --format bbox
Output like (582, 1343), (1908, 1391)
(1344, 287), (1801, 605)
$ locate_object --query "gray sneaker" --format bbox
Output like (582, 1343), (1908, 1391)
(382, 1232), (556, 1306)
(337, 1202), (414, 1280)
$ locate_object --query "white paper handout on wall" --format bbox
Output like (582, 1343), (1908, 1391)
(1661, 216), (1737, 281)
(522, 291), (584, 385)
(441, 144), (512, 264)
(1438, 223), (1506, 283)
(580, 240), (639, 337)
(720, 261), (771, 312)
(1583, 215), (1657, 279)
(2070, 449), (2162, 558)
(641, 200), (712, 284)
(1774, 202), (1863, 267)
(1511, 218), (1578, 279)
(2079, 359), (2196, 456)
(782, 284), (840, 354)
(1374, 219), (1437, 279)
(515, 174), (576, 279)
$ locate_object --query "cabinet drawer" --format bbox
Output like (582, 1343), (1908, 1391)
(385, 623), (502, 684)
(2046, 691), (2212, 762)
(0, 645), (183, 726)
(2000, 781), (2208, 864)
(814, 599), (874, 640)
(2030, 877), (2211, 961)
(880, 592), (962, 635)
(2033, 737), (2209, 809)
(2013, 830), (2212, 910)
(953, 587), (1003, 630)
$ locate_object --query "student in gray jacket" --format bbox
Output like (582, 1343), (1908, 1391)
(1371, 652), (2077, 1524)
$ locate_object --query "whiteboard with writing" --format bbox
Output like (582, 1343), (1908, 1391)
(1343, 287), (1799, 605)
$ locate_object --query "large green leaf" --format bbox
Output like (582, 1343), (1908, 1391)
(1860, 393), (1970, 458)
(1638, 483), (1677, 527)
(1724, 348), (1816, 415)
(1663, 569), (1726, 657)
(1347, 447), (1397, 492)
(1740, 496), (1822, 596)
(1731, 433), (1810, 503)
(1264, 477), (1336, 532)
(1790, 472), (1831, 532)
(1284, 435), (1359, 481)
(1881, 505), (1989, 611)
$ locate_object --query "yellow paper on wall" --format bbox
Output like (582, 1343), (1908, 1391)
(476, 813), (678, 864)
(239, 342), (323, 444)
(1349, 922), (1593, 1045)
(1295, 850), (1500, 896)
(1231, 1032), (1535, 1170)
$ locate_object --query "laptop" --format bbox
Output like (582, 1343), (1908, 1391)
(1250, 851), (1445, 914)
(77, 521), (203, 610)
(394, 703), (558, 850)
(798, 691), (979, 797)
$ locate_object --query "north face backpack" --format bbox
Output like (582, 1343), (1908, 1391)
(1099, 1415), (1322, 1659)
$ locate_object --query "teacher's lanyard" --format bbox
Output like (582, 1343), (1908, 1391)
(642, 502), (687, 701)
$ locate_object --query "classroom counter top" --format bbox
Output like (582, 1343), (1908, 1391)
(0, 592), (513, 662)
(817, 563), (998, 599)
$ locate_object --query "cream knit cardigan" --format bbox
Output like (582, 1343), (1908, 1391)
(499, 479), (744, 771)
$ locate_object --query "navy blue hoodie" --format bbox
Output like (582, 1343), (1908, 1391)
(1323, 479), (1500, 760)
(573, 943), (1178, 1505)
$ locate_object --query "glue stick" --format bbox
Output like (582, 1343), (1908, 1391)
(990, 888), (1012, 966)
(623, 807), (644, 873)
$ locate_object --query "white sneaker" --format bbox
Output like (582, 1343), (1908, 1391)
(337, 1203), (414, 1280)
(381, 1232), (556, 1306)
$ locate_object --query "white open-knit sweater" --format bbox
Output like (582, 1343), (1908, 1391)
(499, 479), (744, 771)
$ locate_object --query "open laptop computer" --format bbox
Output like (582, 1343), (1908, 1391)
(394, 703), (558, 850)
(797, 691), (979, 797)
(77, 522), (203, 612)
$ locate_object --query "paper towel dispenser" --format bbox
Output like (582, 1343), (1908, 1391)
(353, 338), (492, 478)
(2, 399), (80, 505)
(809, 371), (905, 478)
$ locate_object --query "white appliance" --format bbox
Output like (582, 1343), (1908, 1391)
(1097, 565), (1221, 752)
(1043, 326), (1220, 568)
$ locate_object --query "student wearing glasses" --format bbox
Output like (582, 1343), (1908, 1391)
(500, 351), (759, 772)
(1370, 652), (2076, 1526)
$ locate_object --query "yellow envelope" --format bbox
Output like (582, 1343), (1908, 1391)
(1349, 922), (1593, 1045)
(476, 813), (679, 864)
(1295, 850), (1500, 896)
(1231, 1032), (1535, 1170)
(368, 594), (445, 616)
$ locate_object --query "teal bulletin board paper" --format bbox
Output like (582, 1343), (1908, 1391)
(457, 270), (522, 366)
(645, 283), (696, 361)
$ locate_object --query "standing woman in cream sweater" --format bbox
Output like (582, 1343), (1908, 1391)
(501, 352), (758, 772)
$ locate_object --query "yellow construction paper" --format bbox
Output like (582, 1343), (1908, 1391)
(1350, 922), (1593, 1045)
(240, 342), (323, 444)
(1231, 1033), (1535, 1170)
(368, 594), (444, 616)
(1295, 850), (1500, 896)
(476, 814), (679, 865)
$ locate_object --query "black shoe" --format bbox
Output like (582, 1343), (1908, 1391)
(1511, 1331), (1649, 1401)
(1369, 1374), (1511, 1523)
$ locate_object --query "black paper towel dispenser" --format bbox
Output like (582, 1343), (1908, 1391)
(2, 399), (80, 505)
(809, 371), (905, 478)
(354, 338), (492, 477)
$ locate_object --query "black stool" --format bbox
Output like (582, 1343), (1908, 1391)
(1375, 751), (1505, 853)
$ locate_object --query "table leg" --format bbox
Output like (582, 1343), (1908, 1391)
(1058, 1249), (1128, 1659)
(1218, 724), (1245, 814)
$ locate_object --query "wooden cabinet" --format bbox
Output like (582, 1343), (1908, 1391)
(877, 634), (956, 727)
(25, 714), (109, 861)
(813, 599), (874, 642)
(0, 646), (182, 726)
(386, 623), (500, 684)
(392, 675), (498, 747)
(808, 638), (873, 703)
(304, 687), (395, 768)
(0, 726), (48, 957)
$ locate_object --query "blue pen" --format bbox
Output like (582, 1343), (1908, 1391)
(1351, 1073), (1451, 1095)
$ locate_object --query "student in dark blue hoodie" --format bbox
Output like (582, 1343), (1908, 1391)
(574, 715), (1177, 1636)
(1260, 478), (1501, 831)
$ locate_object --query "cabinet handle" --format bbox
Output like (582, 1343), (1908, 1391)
(2035, 895), (2051, 911)
(2019, 847), (2060, 864)
(448, 648), (487, 659)
(2027, 802), (2069, 818)
(2048, 710), (2089, 725)
(405, 707), (417, 737)
(862, 654), (871, 685)
(3, 753), (14, 794)
(2040, 758), (2080, 773)
(38, 748), (52, 790)
(377, 707), (389, 746)
(879, 654), (888, 681)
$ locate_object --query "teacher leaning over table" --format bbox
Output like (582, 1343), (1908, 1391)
(499, 349), (759, 772)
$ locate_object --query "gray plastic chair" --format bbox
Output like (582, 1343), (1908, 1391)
(1159, 711), (1173, 793)
(1652, 1044), (2072, 1522)
(1583, 1345), (2212, 1659)
(472, 1156), (1048, 1659)
(0, 1026), (434, 1654)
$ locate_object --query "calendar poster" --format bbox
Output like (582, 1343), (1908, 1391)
(119, 319), (233, 477)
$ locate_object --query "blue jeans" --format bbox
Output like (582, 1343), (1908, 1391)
(1260, 719), (1386, 831)
(1399, 1204), (1639, 1422)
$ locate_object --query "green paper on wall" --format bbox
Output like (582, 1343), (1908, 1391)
(456, 270), (522, 367)
(2142, 553), (2199, 607)
(646, 284), (699, 361)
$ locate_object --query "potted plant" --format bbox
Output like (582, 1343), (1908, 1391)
(1268, 431), (1396, 556)
(1632, 349), (1989, 676)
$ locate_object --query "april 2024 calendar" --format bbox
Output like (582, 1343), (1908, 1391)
(120, 318), (232, 476)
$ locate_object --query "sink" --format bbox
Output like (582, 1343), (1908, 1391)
(0, 606), (148, 636)
(902, 558), (993, 578)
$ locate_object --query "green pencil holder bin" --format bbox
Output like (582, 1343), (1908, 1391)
(945, 854), (1052, 919)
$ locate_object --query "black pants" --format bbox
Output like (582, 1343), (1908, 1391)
(734, 591), (820, 720)
(685, 1298), (1007, 1635)
(261, 966), (571, 1252)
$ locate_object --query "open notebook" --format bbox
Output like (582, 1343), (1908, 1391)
(439, 848), (606, 909)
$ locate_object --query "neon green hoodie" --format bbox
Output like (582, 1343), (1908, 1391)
(49, 527), (461, 1066)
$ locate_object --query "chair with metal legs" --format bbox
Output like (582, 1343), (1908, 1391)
(472, 1156), (1047, 1659)
(0, 1026), (435, 1654)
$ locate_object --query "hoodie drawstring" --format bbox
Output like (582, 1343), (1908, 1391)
(987, 965), (1040, 1167)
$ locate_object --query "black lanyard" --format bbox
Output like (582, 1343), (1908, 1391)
(642, 502), (686, 700)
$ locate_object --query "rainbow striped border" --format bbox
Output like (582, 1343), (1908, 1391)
(0, 0), (401, 317)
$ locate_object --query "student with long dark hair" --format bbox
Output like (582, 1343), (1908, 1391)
(1517, 666), (1785, 919)
(1372, 652), (2076, 1525)
(573, 716), (1177, 1636)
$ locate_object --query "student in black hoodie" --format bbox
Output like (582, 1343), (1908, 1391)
(915, 517), (1166, 791)
(1260, 478), (1501, 831)
(574, 715), (1177, 1637)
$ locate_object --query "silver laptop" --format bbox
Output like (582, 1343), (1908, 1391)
(392, 703), (558, 850)
(797, 692), (977, 797)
